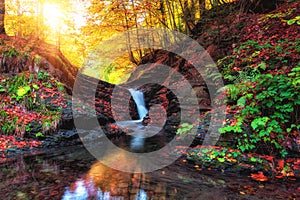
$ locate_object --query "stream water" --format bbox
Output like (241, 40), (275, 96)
(127, 89), (149, 152)
(128, 89), (148, 120)
(115, 89), (165, 153)
(0, 145), (298, 200)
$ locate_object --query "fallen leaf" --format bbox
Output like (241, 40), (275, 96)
(275, 175), (284, 179)
(250, 172), (268, 182)
(277, 159), (284, 168)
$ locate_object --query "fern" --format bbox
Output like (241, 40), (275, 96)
(218, 84), (241, 101)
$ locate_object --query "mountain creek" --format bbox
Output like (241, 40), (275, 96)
(0, 143), (298, 200)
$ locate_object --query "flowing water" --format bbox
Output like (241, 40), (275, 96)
(128, 89), (148, 120)
(0, 145), (298, 200)
(119, 89), (149, 152)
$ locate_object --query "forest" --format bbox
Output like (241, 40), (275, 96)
(0, 0), (299, 199)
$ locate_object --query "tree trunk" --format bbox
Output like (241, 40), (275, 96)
(0, 0), (5, 34)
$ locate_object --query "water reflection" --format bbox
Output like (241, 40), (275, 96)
(63, 179), (148, 200)
(0, 146), (298, 199)
(62, 161), (168, 200)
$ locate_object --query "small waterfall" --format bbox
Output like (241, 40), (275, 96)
(128, 88), (148, 152)
(128, 89), (148, 120)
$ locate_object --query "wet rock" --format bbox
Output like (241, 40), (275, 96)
(77, 129), (103, 142)
(73, 73), (115, 125)
(59, 100), (74, 130)
(56, 130), (79, 140)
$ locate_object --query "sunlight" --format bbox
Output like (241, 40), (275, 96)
(71, 0), (90, 30)
(43, 2), (63, 30)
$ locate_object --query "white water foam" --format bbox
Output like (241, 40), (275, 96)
(127, 89), (149, 151)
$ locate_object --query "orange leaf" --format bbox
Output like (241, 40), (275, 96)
(275, 175), (284, 179)
(227, 158), (237, 162)
(250, 172), (268, 182)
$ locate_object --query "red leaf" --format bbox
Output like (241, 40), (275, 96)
(250, 172), (268, 182)
(277, 160), (284, 169)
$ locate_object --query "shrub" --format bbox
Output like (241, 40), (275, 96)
(218, 39), (299, 157)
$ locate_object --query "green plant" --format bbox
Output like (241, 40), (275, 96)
(34, 55), (42, 65)
(16, 85), (31, 99)
(42, 82), (53, 88)
(220, 71), (299, 157)
(41, 113), (60, 134)
(219, 39), (300, 85)
(0, 83), (6, 93)
(25, 124), (32, 133)
(218, 84), (241, 101)
(2, 72), (43, 110)
(35, 132), (44, 137)
(259, 8), (295, 22)
(286, 15), (300, 25)
(7, 73), (28, 95)
(0, 113), (17, 135)
(55, 81), (65, 92)
(37, 70), (50, 80)
(0, 70), (66, 137)
(188, 147), (242, 164)
(2, 47), (19, 58)
(218, 37), (299, 158)
(177, 123), (194, 135)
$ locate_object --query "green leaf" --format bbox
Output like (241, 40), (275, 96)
(259, 130), (270, 137)
(257, 62), (267, 70)
(181, 123), (190, 127)
(232, 152), (240, 157)
(251, 51), (261, 58)
(287, 19), (296, 25)
(251, 117), (269, 130)
(240, 146), (246, 152)
(266, 101), (274, 107)
(35, 132), (44, 137)
(275, 46), (284, 54)
(280, 91), (291, 98)
(237, 96), (247, 107)
(17, 86), (31, 98)
(217, 157), (225, 163)
(291, 67), (300, 72)
(32, 84), (39, 90)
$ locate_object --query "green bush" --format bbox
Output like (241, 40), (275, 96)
(220, 69), (299, 157)
(218, 39), (300, 157)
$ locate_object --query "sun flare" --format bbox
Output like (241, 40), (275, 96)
(43, 3), (63, 30)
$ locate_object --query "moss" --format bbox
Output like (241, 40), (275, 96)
(0, 71), (67, 138)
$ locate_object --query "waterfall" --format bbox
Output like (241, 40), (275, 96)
(128, 89), (148, 120)
(128, 88), (148, 152)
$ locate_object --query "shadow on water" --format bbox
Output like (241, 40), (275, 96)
(0, 145), (298, 200)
